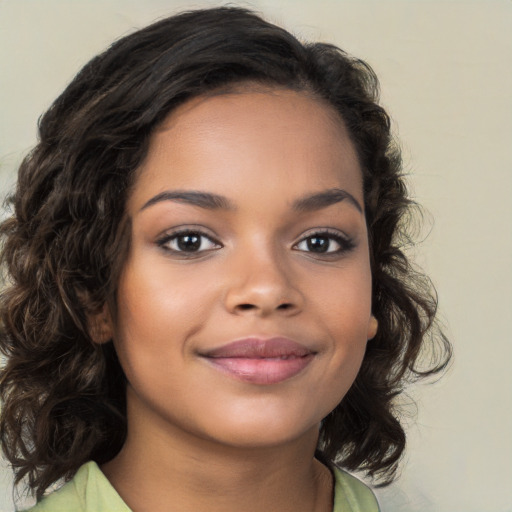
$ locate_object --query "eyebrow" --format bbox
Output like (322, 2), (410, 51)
(140, 190), (235, 211)
(140, 187), (362, 214)
(292, 188), (363, 213)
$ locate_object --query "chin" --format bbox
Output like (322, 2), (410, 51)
(212, 422), (319, 450)
(192, 403), (324, 451)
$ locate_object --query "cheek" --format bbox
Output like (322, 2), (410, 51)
(311, 259), (373, 329)
(112, 256), (222, 377)
(309, 262), (373, 379)
(118, 256), (215, 330)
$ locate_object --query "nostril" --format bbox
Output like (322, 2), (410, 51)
(232, 302), (296, 314)
(238, 304), (256, 311)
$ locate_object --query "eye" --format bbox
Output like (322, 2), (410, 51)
(293, 231), (354, 255)
(157, 229), (221, 255)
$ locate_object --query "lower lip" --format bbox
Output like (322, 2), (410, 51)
(204, 354), (314, 385)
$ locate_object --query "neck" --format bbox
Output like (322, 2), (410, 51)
(102, 389), (333, 512)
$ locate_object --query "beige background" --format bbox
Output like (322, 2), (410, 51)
(1, 0), (511, 511)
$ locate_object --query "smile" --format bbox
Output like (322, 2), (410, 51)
(201, 337), (316, 385)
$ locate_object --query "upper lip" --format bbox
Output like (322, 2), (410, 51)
(201, 337), (315, 359)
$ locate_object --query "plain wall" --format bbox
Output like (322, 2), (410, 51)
(1, 1), (511, 511)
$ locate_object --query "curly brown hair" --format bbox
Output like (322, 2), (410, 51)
(0, 6), (451, 500)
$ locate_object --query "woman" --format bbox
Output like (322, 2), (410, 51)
(0, 7), (451, 511)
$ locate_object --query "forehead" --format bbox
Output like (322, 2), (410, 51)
(129, 88), (363, 210)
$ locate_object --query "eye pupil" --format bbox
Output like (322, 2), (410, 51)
(177, 234), (201, 251)
(307, 236), (329, 253)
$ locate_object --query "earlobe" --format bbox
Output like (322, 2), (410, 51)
(367, 315), (378, 341)
(90, 305), (114, 344)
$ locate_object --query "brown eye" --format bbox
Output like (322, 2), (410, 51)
(176, 233), (202, 252)
(293, 231), (355, 255)
(305, 236), (331, 253)
(158, 230), (221, 254)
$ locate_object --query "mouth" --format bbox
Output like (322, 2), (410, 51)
(200, 337), (316, 385)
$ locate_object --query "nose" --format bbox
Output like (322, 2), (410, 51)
(224, 243), (304, 317)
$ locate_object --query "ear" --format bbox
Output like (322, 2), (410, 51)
(367, 315), (378, 341)
(89, 304), (114, 344)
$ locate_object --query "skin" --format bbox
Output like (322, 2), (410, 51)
(100, 88), (377, 512)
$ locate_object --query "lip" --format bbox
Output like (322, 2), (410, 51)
(201, 337), (316, 385)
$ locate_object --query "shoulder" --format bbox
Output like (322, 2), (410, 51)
(23, 461), (130, 512)
(332, 467), (380, 512)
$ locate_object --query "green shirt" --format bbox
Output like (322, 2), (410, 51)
(26, 461), (379, 512)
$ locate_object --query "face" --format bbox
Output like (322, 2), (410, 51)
(108, 88), (377, 449)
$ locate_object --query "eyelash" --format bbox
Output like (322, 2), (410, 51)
(293, 229), (355, 257)
(156, 228), (222, 257)
(156, 228), (355, 258)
